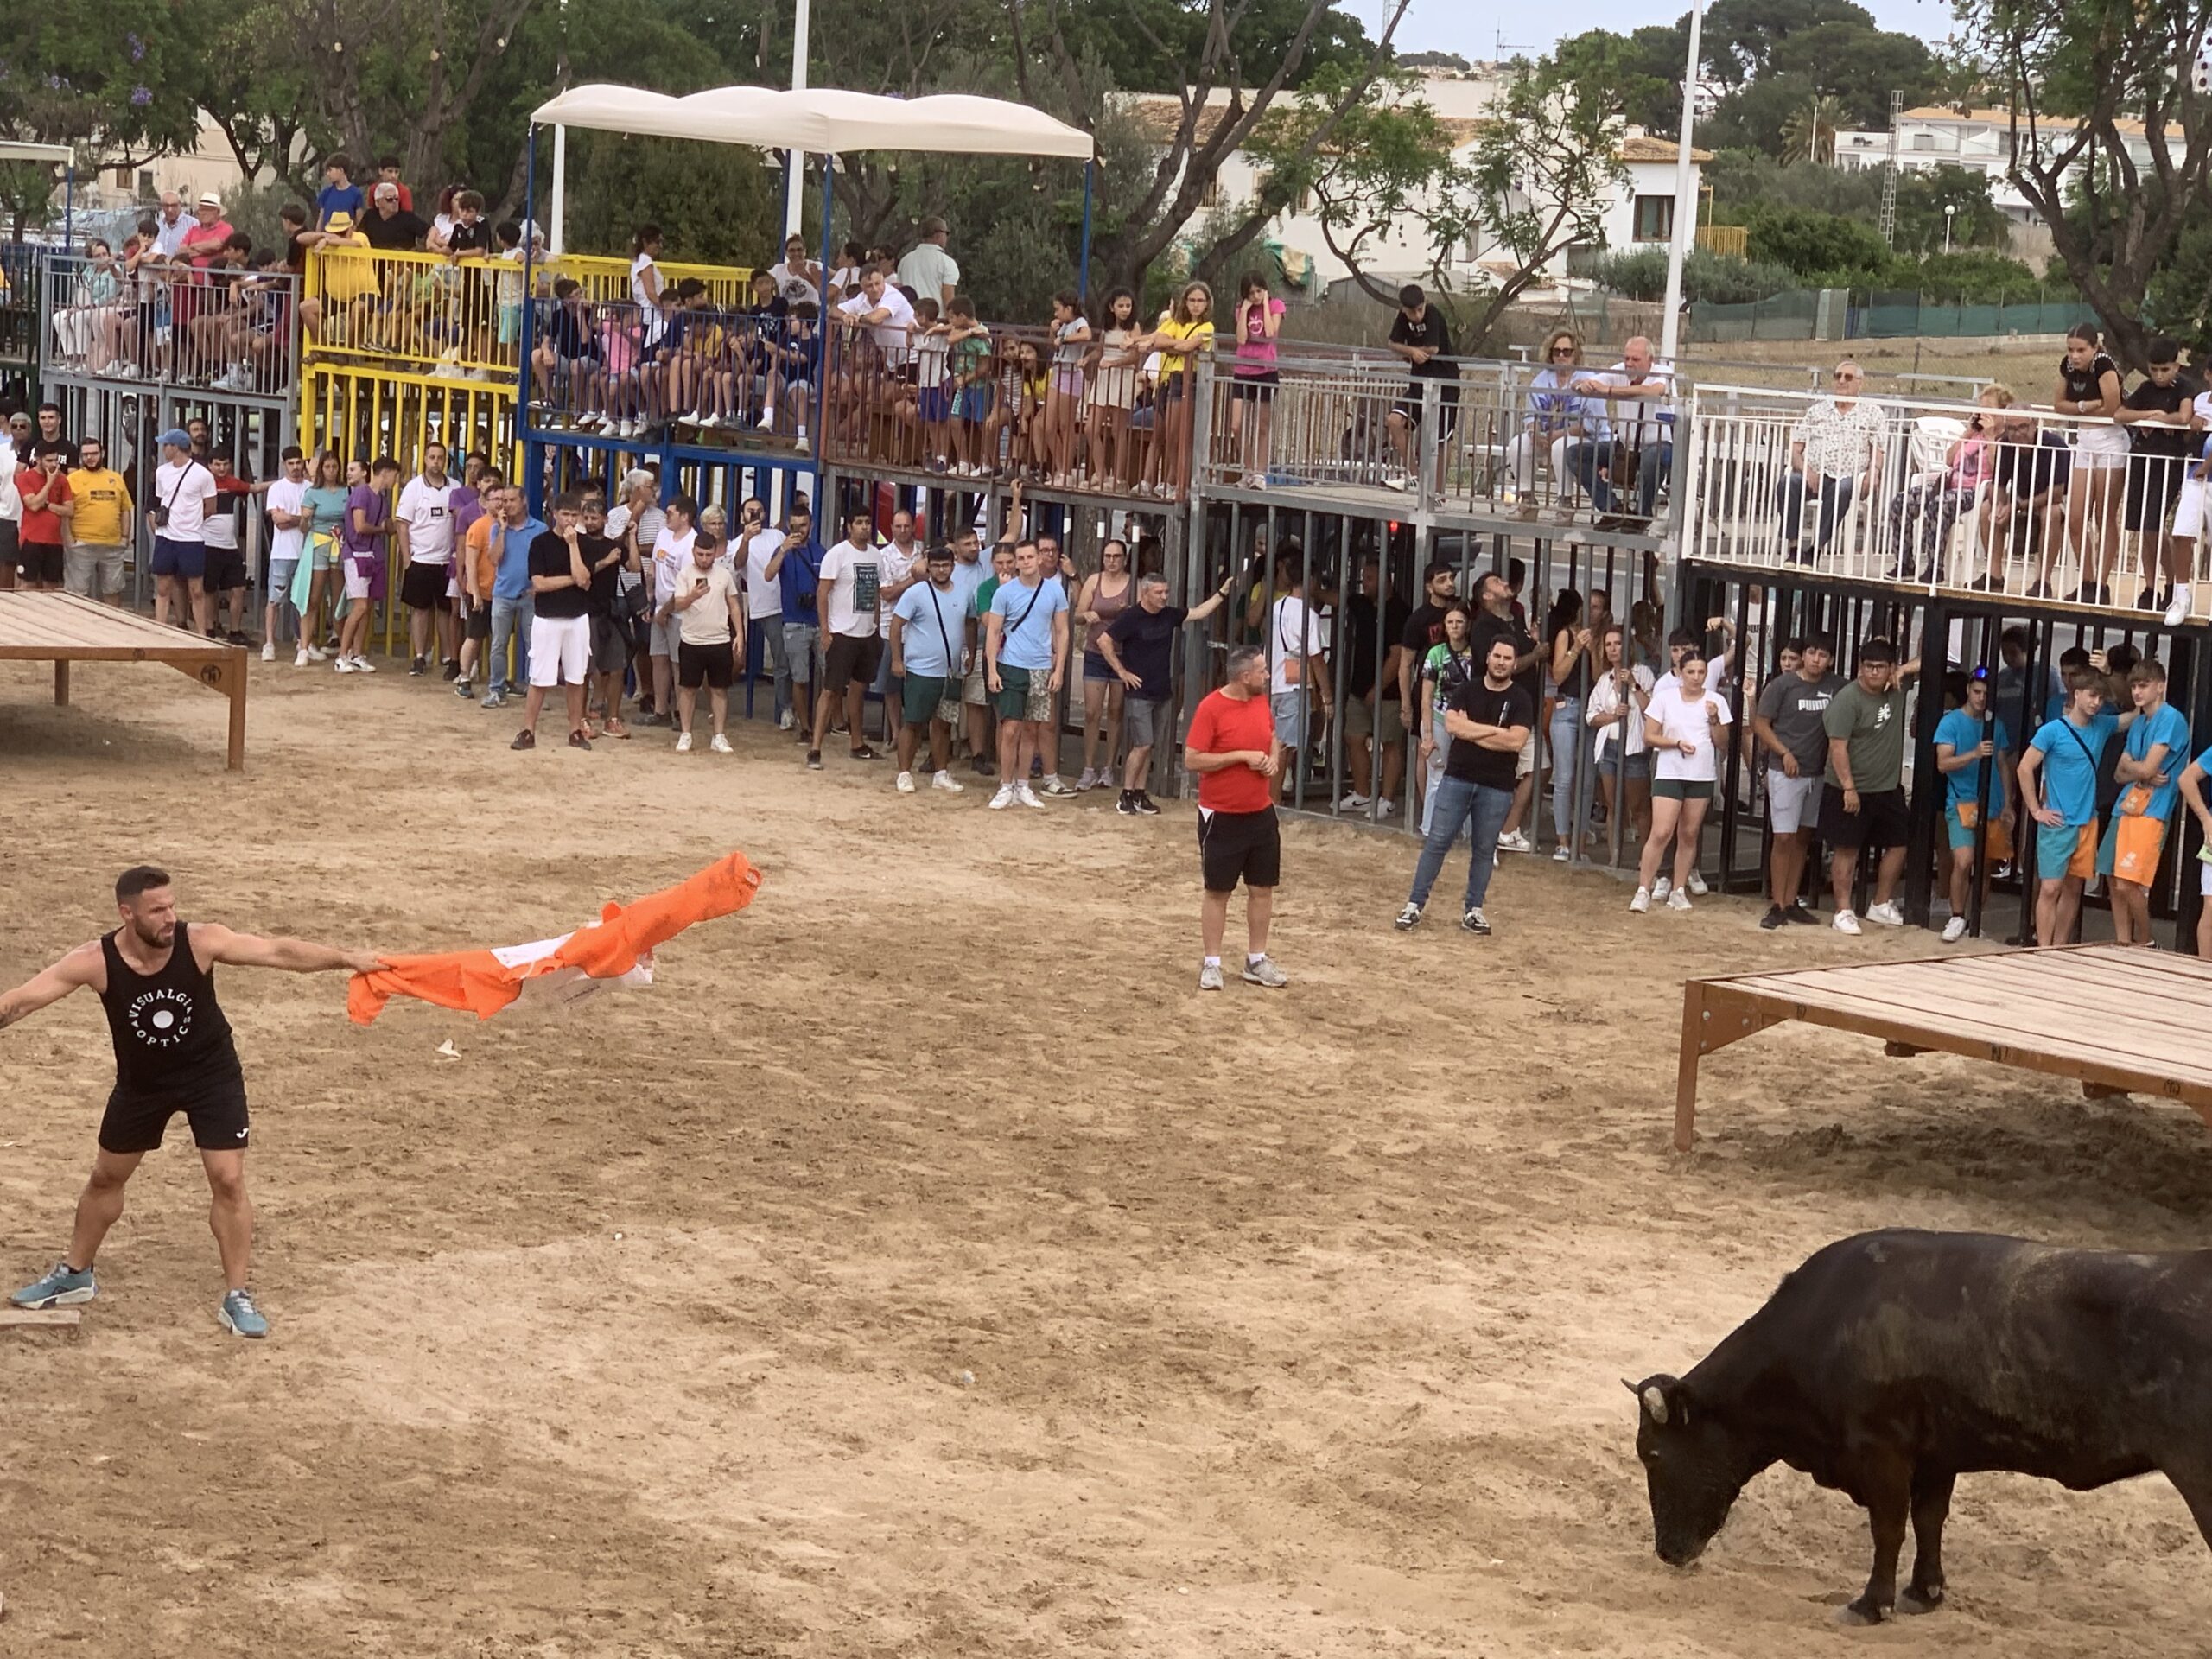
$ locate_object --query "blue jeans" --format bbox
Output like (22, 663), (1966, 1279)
(1779, 473), (1856, 554)
(490, 594), (536, 694)
(1548, 696), (1584, 843)
(1408, 775), (1514, 913)
(1571, 440), (1673, 518)
(758, 618), (793, 720)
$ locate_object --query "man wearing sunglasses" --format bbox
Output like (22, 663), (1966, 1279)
(1779, 359), (1888, 568)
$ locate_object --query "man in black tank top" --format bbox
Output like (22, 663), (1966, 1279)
(0, 866), (379, 1338)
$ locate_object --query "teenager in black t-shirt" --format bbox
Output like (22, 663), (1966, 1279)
(1395, 634), (1534, 936)
(2113, 334), (2198, 620)
(1382, 283), (1459, 492)
(1097, 570), (1233, 815)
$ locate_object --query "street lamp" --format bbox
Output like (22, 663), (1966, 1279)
(1943, 202), (1956, 255)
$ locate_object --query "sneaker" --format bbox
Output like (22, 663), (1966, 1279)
(1198, 962), (1224, 991)
(1941, 915), (1969, 944)
(1652, 876), (1672, 901)
(932, 769), (964, 793)
(778, 710), (796, 730)
(10, 1261), (95, 1308)
(306, 645), (330, 663)
(1337, 791), (1372, 811)
(1382, 470), (1408, 492)
(1759, 904), (1786, 931)
(334, 657), (359, 674)
(1833, 910), (1863, 936)
(1376, 798), (1396, 816)
(676, 731), (694, 753)
(442, 659), (462, 682)
(1666, 889), (1693, 912)
(1462, 907), (1491, 935)
(1866, 900), (1904, 927)
(511, 729), (536, 750)
(219, 1288), (269, 1339)
(989, 785), (1015, 810)
(353, 655), (377, 674)
(1116, 790), (1138, 815)
(709, 734), (733, 754)
(1039, 776), (1077, 798)
(1784, 902), (1821, 926)
(849, 745), (880, 761)
(806, 749), (823, 770)
(1077, 767), (1103, 791)
(568, 730), (592, 751)
(1686, 871), (1709, 896)
(1629, 887), (1651, 913)
(1552, 844), (1571, 862)
(1134, 792), (1160, 816)
(1395, 901), (1423, 930)
(260, 641), (276, 662)
(1497, 830), (1534, 854)
(2165, 588), (2191, 628)
(896, 770), (917, 793)
(293, 650), (311, 668)
(971, 757), (998, 778)
(1242, 955), (1289, 988)
(481, 690), (508, 709)
(1015, 781), (1046, 809)
(409, 654), (429, 677)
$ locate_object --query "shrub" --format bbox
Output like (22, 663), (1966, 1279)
(1593, 247), (1796, 305)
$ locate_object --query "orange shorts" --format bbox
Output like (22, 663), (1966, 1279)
(2100, 810), (2169, 886)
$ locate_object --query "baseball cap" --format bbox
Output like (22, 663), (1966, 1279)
(197, 191), (223, 209)
(158, 426), (192, 450)
(326, 211), (355, 232)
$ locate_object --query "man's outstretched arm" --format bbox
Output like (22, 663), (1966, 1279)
(194, 925), (382, 976)
(0, 943), (104, 1032)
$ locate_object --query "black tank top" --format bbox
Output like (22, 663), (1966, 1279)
(2059, 351), (2118, 407)
(99, 922), (241, 1098)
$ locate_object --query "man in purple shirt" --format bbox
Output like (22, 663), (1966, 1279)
(336, 456), (398, 673)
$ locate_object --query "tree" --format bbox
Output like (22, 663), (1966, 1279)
(1892, 166), (2007, 257)
(1243, 63), (1476, 304)
(1552, 23), (1692, 139)
(1779, 94), (1844, 164)
(1966, 0), (2212, 366)
(1698, 0), (1877, 89)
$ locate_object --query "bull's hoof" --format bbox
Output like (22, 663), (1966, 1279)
(1897, 1585), (1945, 1616)
(1835, 1597), (1890, 1627)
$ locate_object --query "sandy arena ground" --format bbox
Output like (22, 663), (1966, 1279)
(3, 659), (2209, 1657)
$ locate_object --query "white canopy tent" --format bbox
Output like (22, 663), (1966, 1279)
(0, 141), (81, 248)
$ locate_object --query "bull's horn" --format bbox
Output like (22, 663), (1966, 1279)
(1642, 1383), (1669, 1424)
(1621, 1378), (1642, 1398)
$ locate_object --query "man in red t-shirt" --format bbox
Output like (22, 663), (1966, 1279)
(15, 451), (74, 590)
(1183, 643), (1287, 991)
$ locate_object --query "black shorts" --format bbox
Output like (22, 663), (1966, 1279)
(1818, 783), (1910, 853)
(99, 1077), (250, 1154)
(205, 546), (248, 594)
(1197, 804), (1281, 893)
(590, 613), (629, 676)
(823, 631), (883, 690)
(15, 540), (64, 585)
(400, 558), (450, 609)
(1392, 382), (1463, 434)
(1230, 372), (1279, 402)
(2124, 451), (2190, 531)
(465, 603), (493, 642)
(677, 638), (734, 689)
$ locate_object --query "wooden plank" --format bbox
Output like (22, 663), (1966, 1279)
(0, 1307), (82, 1330)
(1850, 960), (2212, 1072)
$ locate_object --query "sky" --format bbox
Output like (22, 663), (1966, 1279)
(1390, 0), (1959, 61)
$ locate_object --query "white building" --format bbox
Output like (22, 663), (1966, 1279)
(1119, 74), (1707, 292)
(1832, 105), (2187, 227)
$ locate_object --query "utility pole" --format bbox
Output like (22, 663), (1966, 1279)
(1659, 0), (1704, 365)
(1878, 88), (1902, 247)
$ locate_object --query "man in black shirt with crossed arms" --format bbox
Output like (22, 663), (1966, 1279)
(1, 866), (380, 1338)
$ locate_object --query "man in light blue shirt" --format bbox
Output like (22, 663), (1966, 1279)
(2101, 657), (2190, 944)
(888, 543), (967, 795)
(482, 488), (546, 708)
(1932, 668), (2011, 943)
(2019, 667), (2120, 945)
(984, 539), (1069, 810)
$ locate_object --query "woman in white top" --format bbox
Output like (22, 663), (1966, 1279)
(1630, 645), (1732, 912)
(1585, 622), (1654, 852)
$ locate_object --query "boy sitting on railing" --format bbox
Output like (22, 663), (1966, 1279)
(912, 297), (954, 473)
(945, 297), (993, 476)
(531, 280), (607, 429)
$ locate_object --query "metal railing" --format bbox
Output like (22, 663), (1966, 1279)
(0, 243), (39, 372)
(553, 254), (753, 308)
(39, 250), (302, 402)
(1683, 384), (2202, 620)
(525, 295), (817, 444)
(305, 245), (520, 380)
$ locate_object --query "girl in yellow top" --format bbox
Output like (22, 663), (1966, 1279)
(1133, 281), (1215, 497)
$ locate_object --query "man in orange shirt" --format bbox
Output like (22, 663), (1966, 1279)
(454, 472), (506, 699)
(1182, 644), (1287, 991)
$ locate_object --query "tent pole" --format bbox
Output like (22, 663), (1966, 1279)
(64, 166), (74, 251)
(1077, 160), (1094, 302)
(785, 0), (812, 238)
(812, 153), (835, 514)
(550, 124), (566, 257)
(523, 124), (543, 517)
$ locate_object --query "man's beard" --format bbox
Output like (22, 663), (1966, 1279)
(130, 918), (175, 950)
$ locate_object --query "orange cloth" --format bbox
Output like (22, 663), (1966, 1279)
(346, 850), (761, 1025)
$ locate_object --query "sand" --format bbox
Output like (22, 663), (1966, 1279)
(2, 659), (2208, 1656)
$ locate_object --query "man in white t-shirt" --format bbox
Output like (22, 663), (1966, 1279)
(1571, 334), (1677, 523)
(1631, 646), (1733, 913)
(262, 447), (311, 664)
(734, 496), (791, 727)
(395, 442), (460, 676)
(835, 267), (917, 438)
(1260, 554), (1327, 791)
(768, 233), (823, 307)
(147, 427), (218, 635)
(894, 219), (960, 309)
(647, 494), (698, 728)
(808, 508), (886, 771)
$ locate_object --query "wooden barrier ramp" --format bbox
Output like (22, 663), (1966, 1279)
(1675, 944), (2212, 1150)
(0, 592), (247, 770)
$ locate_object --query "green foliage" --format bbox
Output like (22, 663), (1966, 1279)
(1742, 204), (1890, 279)
(1905, 250), (2039, 302)
(1551, 24), (1692, 138)
(1688, 0), (1942, 161)
(1035, 0), (1376, 96)
(564, 136), (780, 269)
(0, 0), (204, 160)
(1594, 246), (1800, 302)
(1698, 0), (1877, 87)
(1891, 168), (2008, 257)
(2144, 219), (2212, 355)
(1597, 236), (2042, 305)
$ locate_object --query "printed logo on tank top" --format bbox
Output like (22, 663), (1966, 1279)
(124, 987), (194, 1047)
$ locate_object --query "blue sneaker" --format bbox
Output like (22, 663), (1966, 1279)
(11, 1261), (96, 1308)
(219, 1288), (269, 1339)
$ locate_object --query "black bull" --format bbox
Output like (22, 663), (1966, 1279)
(1630, 1230), (2212, 1624)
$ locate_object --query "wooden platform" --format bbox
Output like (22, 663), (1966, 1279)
(0, 592), (246, 769)
(1674, 944), (2212, 1150)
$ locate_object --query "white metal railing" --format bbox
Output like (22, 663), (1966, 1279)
(1684, 384), (2203, 620)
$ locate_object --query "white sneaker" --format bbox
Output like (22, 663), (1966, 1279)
(1395, 901), (1423, 930)
(294, 650), (310, 668)
(307, 644), (329, 662)
(709, 733), (733, 753)
(1629, 887), (1651, 913)
(932, 769), (965, 793)
(334, 657), (359, 674)
(1686, 871), (1709, 896)
(1667, 888), (1694, 912)
(1014, 781), (1046, 809)
(1337, 791), (1371, 811)
(1941, 915), (1968, 944)
(1376, 798), (1396, 816)
(896, 770), (917, 793)
(353, 655), (377, 674)
(1497, 830), (1534, 854)
(777, 710), (796, 730)
(1553, 845), (1571, 862)
(675, 731), (693, 753)
(1833, 910), (1863, 936)
(989, 785), (1015, 810)
(260, 641), (275, 662)
(2165, 588), (2191, 628)
(1866, 900), (1904, 927)
(1652, 876), (1672, 901)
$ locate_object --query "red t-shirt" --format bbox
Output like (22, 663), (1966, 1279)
(1185, 687), (1276, 813)
(15, 467), (71, 545)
